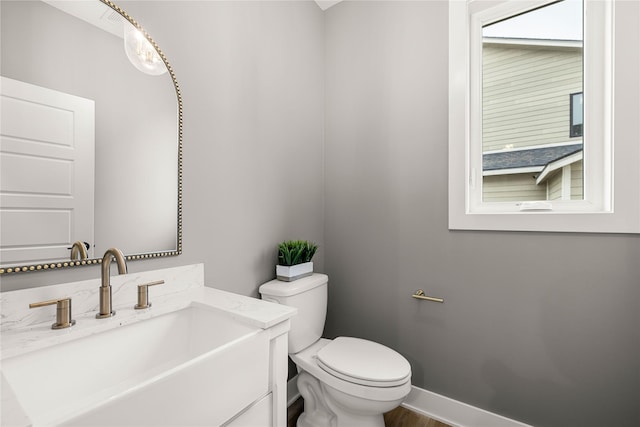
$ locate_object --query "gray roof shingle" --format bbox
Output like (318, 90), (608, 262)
(483, 143), (583, 171)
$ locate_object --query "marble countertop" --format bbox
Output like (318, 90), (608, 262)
(1, 286), (296, 361)
(1, 264), (296, 360)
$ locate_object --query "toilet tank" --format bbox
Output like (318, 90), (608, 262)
(259, 274), (328, 353)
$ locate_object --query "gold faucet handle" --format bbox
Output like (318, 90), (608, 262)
(135, 280), (165, 310)
(29, 297), (76, 329)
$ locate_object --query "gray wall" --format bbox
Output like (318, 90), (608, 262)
(1, 0), (326, 297)
(324, 1), (639, 427)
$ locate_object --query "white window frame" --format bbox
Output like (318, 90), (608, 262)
(449, 0), (640, 233)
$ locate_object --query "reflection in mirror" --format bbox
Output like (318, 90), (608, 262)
(481, 0), (583, 202)
(0, 0), (182, 274)
(123, 19), (169, 76)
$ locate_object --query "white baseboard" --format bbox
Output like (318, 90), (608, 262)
(402, 386), (533, 427)
(287, 377), (531, 427)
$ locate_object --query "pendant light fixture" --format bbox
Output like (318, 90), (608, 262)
(123, 21), (167, 76)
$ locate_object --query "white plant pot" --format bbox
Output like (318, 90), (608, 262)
(276, 262), (313, 282)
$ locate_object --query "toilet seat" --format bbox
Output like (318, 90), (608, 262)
(291, 339), (411, 403)
(316, 337), (411, 387)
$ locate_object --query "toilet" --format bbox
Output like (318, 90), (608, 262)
(259, 273), (411, 427)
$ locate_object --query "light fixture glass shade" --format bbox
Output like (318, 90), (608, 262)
(123, 22), (167, 76)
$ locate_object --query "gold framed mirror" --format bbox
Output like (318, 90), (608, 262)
(0, 0), (182, 274)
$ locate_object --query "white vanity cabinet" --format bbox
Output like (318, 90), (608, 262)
(226, 391), (273, 426)
(224, 316), (292, 427)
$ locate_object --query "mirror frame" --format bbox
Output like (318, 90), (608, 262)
(0, 0), (183, 275)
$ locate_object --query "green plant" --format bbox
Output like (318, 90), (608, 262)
(278, 240), (318, 266)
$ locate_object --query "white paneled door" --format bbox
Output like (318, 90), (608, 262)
(1, 76), (94, 266)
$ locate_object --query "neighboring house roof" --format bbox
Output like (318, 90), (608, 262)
(536, 149), (583, 185)
(483, 37), (582, 50)
(483, 143), (583, 171)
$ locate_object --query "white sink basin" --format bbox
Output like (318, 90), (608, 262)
(1, 302), (269, 426)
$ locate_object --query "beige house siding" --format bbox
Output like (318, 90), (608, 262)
(484, 163), (583, 202)
(482, 43), (583, 152)
(571, 159), (583, 200)
(538, 160), (583, 201)
(483, 173), (547, 202)
(548, 171), (563, 200)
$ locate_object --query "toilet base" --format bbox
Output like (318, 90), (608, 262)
(297, 371), (337, 427)
(296, 371), (401, 427)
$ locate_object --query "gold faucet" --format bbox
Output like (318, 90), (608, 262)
(96, 247), (127, 319)
(70, 241), (88, 261)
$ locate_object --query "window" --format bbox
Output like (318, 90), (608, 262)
(570, 92), (583, 137)
(449, 0), (640, 233)
(481, 2), (585, 204)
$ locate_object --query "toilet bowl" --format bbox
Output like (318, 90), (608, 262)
(259, 274), (411, 427)
(292, 338), (411, 427)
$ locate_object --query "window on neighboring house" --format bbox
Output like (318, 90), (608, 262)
(449, 0), (640, 234)
(570, 92), (583, 137)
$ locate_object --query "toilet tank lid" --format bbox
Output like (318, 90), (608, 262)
(259, 273), (328, 297)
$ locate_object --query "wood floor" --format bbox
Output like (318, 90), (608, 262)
(383, 406), (452, 427)
(287, 398), (452, 427)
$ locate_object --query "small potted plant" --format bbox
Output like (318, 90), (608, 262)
(276, 240), (318, 281)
